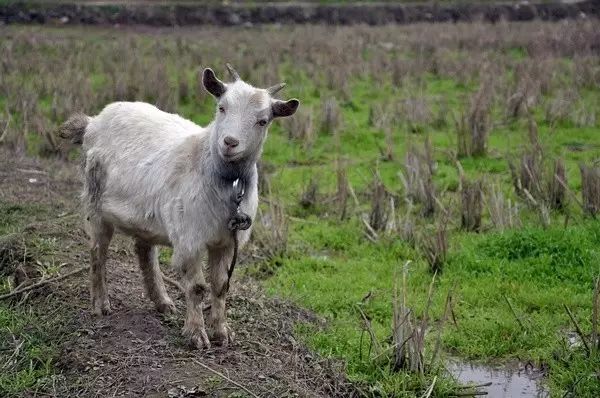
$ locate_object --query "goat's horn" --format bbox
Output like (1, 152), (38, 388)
(267, 82), (286, 95)
(226, 63), (240, 81)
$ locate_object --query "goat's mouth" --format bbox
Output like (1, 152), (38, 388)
(220, 149), (242, 162)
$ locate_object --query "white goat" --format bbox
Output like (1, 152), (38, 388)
(59, 65), (299, 348)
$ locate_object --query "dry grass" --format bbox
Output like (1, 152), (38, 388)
(369, 103), (397, 160)
(400, 97), (431, 134)
(580, 163), (600, 217)
(320, 97), (342, 135)
(456, 81), (493, 158)
(391, 264), (425, 375)
(401, 138), (436, 217)
(299, 178), (318, 210)
(383, 127), (394, 161)
(0, 234), (31, 278)
(398, 206), (416, 247)
(510, 152), (543, 200)
(368, 172), (390, 233)
(390, 264), (450, 377)
(334, 158), (350, 221)
(419, 222), (448, 274)
(548, 158), (567, 211)
(284, 106), (314, 149)
(506, 117), (571, 225)
(368, 102), (394, 131)
(0, 21), (598, 157)
(252, 185), (289, 260)
(486, 182), (521, 231)
(544, 89), (578, 126)
(460, 179), (483, 232)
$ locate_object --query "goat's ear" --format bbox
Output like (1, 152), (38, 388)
(272, 99), (299, 118)
(202, 68), (226, 98)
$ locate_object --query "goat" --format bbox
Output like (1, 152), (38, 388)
(59, 65), (299, 348)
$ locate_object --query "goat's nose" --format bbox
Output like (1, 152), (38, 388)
(224, 136), (239, 148)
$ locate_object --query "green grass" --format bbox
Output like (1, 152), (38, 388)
(0, 202), (65, 397)
(261, 220), (600, 396)
(0, 202), (52, 235)
(252, 70), (600, 395)
(0, 305), (63, 397)
(0, 201), (71, 397)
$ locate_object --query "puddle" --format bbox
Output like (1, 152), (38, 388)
(448, 360), (548, 398)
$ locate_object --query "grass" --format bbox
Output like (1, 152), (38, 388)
(1, 20), (600, 397)
(263, 220), (600, 396)
(0, 202), (72, 397)
(0, 304), (64, 397)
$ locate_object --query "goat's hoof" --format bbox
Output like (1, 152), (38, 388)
(92, 299), (111, 316)
(211, 323), (235, 347)
(156, 300), (177, 315)
(184, 328), (211, 349)
(188, 332), (211, 350)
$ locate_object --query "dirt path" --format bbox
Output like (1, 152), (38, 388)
(0, 148), (355, 397)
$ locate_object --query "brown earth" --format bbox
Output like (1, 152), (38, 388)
(0, 147), (357, 397)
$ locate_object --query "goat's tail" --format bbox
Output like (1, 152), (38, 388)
(58, 113), (90, 145)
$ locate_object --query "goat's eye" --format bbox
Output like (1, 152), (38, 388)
(257, 120), (267, 127)
(218, 106), (225, 113)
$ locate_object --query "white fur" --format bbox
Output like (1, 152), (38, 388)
(84, 100), (256, 253)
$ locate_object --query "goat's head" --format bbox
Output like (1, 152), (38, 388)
(203, 64), (299, 164)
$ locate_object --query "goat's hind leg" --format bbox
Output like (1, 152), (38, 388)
(88, 220), (113, 316)
(134, 239), (176, 315)
(173, 249), (211, 349)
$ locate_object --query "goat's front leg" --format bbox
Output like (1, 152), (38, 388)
(173, 250), (211, 349)
(207, 245), (235, 346)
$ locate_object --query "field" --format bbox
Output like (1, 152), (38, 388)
(1, 20), (600, 397)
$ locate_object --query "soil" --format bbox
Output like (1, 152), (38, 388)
(0, 148), (357, 397)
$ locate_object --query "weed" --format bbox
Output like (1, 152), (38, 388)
(487, 182), (521, 231)
(419, 222), (448, 274)
(251, 188), (288, 261)
(284, 106), (314, 150)
(401, 138), (436, 217)
(320, 97), (342, 135)
(460, 179), (483, 232)
(580, 163), (600, 217)
(368, 172), (390, 233)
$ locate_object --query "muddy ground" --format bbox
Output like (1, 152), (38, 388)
(0, 147), (357, 397)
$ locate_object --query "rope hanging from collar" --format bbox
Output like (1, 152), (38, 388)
(222, 178), (251, 295)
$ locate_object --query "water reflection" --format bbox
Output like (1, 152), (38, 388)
(448, 360), (548, 398)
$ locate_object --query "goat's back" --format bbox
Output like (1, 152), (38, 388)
(80, 102), (212, 242)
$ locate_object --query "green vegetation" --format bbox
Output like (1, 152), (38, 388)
(0, 201), (71, 397)
(264, 222), (600, 395)
(0, 304), (64, 396)
(1, 20), (600, 396)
